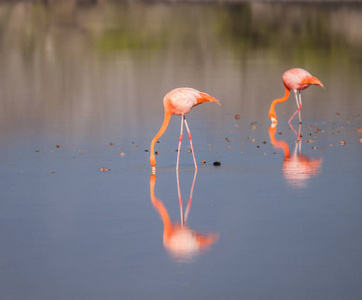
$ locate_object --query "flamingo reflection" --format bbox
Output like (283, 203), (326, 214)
(269, 123), (322, 189)
(150, 171), (219, 262)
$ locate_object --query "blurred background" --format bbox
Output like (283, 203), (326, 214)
(0, 0), (361, 139)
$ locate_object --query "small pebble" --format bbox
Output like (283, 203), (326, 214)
(155, 151), (159, 155)
(56, 145), (60, 148)
(339, 140), (346, 146)
(110, 142), (114, 146)
(213, 161), (221, 166)
(360, 138), (362, 143)
(99, 168), (111, 172)
(262, 141), (267, 144)
(357, 128), (362, 135)
(120, 152), (126, 156)
(227, 146), (231, 149)
(35, 150), (40, 152)
(235, 114), (240, 120)
(187, 149), (192, 153)
(201, 160), (206, 164)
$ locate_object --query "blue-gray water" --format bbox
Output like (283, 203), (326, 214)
(0, 1), (362, 299)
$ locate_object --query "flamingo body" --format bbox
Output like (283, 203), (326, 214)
(269, 68), (324, 123)
(150, 87), (220, 172)
(164, 88), (200, 115)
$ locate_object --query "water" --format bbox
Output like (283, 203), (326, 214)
(0, 1), (362, 299)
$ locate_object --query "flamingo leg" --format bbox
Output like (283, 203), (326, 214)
(297, 91), (302, 124)
(184, 117), (198, 170)
(176, 115), (184, 171)
(288, 91), (300, 123)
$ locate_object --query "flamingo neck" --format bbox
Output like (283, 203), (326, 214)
(269, 85), (290, 122)
(150, 111), (172, 167)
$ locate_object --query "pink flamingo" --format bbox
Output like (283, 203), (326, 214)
(150, 88), (220, 172)
(269, 68), (324, 124)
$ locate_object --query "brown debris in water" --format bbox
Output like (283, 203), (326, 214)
(235, 114), (240, 120)
(213, 161), (221, 166)
(339, 140), (346, 146)
(99, 167), (111, 172)
(201, 160), (206, 164)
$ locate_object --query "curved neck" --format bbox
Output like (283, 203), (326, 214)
(150, 112), (172, 167)
(269, 85), (290, 120)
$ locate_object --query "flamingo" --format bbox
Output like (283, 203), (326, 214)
(268, 68), (324, 124)
(150, 88), (220, 172)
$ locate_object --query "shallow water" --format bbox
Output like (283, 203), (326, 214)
(0, 1), (362, 299)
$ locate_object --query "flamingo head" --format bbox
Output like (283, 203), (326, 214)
(269, 110), (278, 124)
